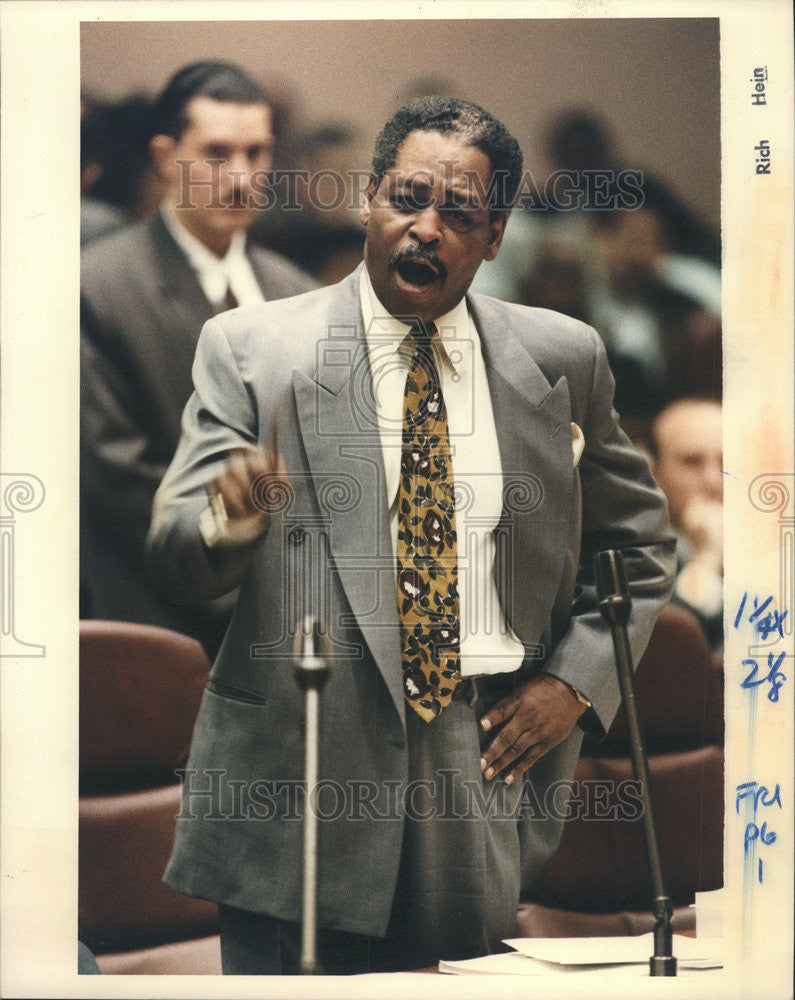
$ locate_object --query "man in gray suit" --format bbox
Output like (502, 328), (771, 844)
(81, 62), (316, 655)
(148, 97), (675, 973)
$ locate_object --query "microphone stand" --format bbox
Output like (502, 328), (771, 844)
(594, 549), (677, 977)
(293, 615), (331, 975)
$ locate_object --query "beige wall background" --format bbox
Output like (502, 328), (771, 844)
(81, 16), (720, 232)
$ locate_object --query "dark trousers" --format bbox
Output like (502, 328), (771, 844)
(218, 904), (427, 975)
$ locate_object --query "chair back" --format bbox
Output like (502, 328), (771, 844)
(80, 619), (210, 791)
(79, 620), (220, 972)
(588, 603), (724, 756)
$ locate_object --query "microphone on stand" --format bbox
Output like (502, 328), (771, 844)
(594, 549), (677, 977)
(293, 615), (331, 975)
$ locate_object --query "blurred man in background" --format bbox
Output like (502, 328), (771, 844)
(81, 61), (316, 656)
(650, 398), (723, 651)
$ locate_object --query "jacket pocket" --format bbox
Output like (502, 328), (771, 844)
(206, 677), (268, 705)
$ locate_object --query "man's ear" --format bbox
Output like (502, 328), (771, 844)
(483, 213), (508, 262)
(149, 134), (178, 182)
(358, 175), (378, 226)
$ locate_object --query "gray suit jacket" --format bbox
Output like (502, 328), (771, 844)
(147, 266), (675, 934)
(80, 211), (317, 650)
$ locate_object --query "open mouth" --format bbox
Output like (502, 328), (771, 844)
(395, 257), (440, 287)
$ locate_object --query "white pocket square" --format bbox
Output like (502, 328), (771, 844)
(571, 422), (585, 468)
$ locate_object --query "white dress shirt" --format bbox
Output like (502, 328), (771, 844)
(161, 201), (265, 309)
(360, 267), (525, 677)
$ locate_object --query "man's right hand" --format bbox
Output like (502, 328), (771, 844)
(204, 429), (288, 543)
(681, 497), (723, 571)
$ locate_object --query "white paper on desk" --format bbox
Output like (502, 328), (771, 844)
(439, 953), (653, 977)
(439, 952), (721, 978)
(503, 934), (723, 969)
(439, 952), (550, 975)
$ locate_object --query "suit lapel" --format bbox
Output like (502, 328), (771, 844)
(149, 213), (216, 333)
(292, 273), (405, 725)
(469, 295), (574, 649)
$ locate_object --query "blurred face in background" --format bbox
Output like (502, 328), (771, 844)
(595, 207), (667, 296)
(151, 96), (274, 256)
(652, 399), (723, 527)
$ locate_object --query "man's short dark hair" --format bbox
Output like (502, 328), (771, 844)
(150, 61), (268, 140)
(371, 96), (523, 217)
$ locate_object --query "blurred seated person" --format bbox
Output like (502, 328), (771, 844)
(545, 110), (719, 266)
(650, 398), (723, 652)
(80, 93), (164, 245)
(521, 234), (591, 323)
(471, 107), (620, 303)
(589, 180), (721, 418)
(251, 121), (365, 284)
(475, 106), (719, 311)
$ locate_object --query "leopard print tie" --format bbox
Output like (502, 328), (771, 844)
(396, 324), (461, 721)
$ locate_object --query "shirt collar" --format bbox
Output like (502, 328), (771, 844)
(359, 265), (470, 375)
(160, 199), (248, 273)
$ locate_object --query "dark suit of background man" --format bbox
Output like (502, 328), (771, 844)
(80, 62), (316, 656)
(147, 97), (676, 974)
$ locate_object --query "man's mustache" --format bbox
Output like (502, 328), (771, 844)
(390, 245), (447, 280)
